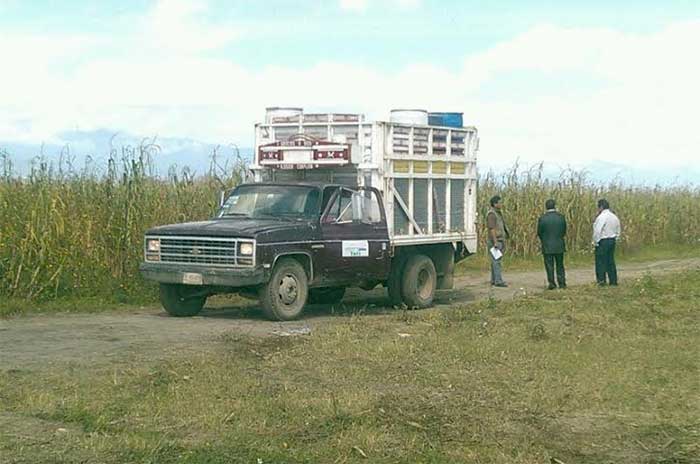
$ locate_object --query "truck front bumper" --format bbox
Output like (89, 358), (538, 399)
(139, 262), (268, 287)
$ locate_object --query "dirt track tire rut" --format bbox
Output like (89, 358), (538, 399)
(2, 257), (699, 369)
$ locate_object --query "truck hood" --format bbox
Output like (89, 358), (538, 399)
(145, 218), (316, 242)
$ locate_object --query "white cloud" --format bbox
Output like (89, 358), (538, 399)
(0, 4), (698, 172)
(339, 0), (368, 12)
(461, 22), (700, 169)
(394, 0), (421, 9)
(146, 0), (239, 53)
(339, 0), (420, 12)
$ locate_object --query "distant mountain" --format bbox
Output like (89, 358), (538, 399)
(1, 129), (697, 186)
(0, 129), (253, 177)
(480, 159), (699, 187)
(575, 160), (700, 186)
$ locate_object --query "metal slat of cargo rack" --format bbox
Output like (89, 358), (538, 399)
(432, 179), (447, 234)
(446, 129), (452, 157)
(467, 178), (475, 234)
(428, 127), (434, 157)
(427, 176), (433, 234)
(413, 178), (428, 234)
(408, 170), (414, 236)
(450, 179), (465, 233)
(393, 178), (410, 236)
(445, 178), (451, 232)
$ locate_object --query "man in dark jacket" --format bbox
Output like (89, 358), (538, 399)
(537, 199), (567, 290)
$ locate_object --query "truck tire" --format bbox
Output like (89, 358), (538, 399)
(260, 258), (309, 321)
(160, 284), (206, 317)
(387, 254), (407, 307)
(308, 287), (345, 305)
(401, 255), (437, 309)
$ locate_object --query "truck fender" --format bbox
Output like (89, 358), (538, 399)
(271, 252), (314, 282)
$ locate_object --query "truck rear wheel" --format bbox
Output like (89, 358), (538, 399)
(308, 287), (345, 305)
(160, 284), (206, 317)
(387, 254), (407, 307)
(260, 258), (309, 321)
(401, 255), (437, 309)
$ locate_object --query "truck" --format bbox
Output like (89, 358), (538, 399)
(140, 108), (479, 320)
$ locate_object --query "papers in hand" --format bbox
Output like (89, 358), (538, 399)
(490, 246), (503, 260)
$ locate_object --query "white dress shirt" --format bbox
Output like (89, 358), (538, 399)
(593, 209), (621, 244)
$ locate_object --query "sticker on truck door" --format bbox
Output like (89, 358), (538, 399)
(342, 240), (369, 257)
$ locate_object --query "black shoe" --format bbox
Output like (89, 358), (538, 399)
(493, 282), (508, 288)
(559, 285), (567, 289)
(547, 284), (557, 290)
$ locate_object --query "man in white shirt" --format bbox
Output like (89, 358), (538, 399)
(592, 199), (621, 286)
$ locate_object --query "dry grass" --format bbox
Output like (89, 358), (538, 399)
(1, 270), (699, 463)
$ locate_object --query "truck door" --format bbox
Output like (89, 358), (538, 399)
(318, 187), (390, 285)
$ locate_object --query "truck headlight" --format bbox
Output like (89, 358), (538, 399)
(239, 242), (254, 256)
(147, 239), (161, 252)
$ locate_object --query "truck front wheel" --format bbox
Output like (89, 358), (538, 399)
(160, 284), (206, 317)
(260, 258), (309, 321)
(401, 255), (437, 309)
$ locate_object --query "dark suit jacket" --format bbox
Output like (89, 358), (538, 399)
(537, 210), (567, 254)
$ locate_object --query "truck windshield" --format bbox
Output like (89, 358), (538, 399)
(219, 185), (320, 220)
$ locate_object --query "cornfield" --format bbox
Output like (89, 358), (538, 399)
(0, 146), (246, 301)
(1, 152), (699, 301)
(478, 164), (700, 257)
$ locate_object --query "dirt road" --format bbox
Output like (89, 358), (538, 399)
(2, 258), (699, 369)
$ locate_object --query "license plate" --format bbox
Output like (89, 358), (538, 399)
(182, 272), (203, 285)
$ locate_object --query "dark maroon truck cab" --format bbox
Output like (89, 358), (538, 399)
(140, 182), (395, 320)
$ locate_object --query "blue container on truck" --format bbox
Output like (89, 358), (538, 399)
(428, 112), (463, 128)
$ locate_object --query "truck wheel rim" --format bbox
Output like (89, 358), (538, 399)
(417, 269), (433, 300)
(278, 274), (299, 305)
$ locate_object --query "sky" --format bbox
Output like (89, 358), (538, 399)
(1, 0), (699, 177)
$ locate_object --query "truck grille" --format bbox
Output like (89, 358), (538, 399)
(145, 236), (255, 267)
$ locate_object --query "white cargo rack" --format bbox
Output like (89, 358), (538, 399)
(252, 109), (478, 252)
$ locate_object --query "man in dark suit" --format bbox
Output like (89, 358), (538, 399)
(537, 199), (567, 290)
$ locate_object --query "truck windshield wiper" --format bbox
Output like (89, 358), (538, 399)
(276, 212), (315, 222)
(221, 212), (250, 218)
(252, 213), (304, 222)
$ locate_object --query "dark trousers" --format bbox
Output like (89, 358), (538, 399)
(595, 238), (618, 285)
(543, 253), (566, 288)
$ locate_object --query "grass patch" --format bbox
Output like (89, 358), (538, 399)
(1, 271), (700, 462)
(0, 288), (252, 319)
(0, 294), (158, 318)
